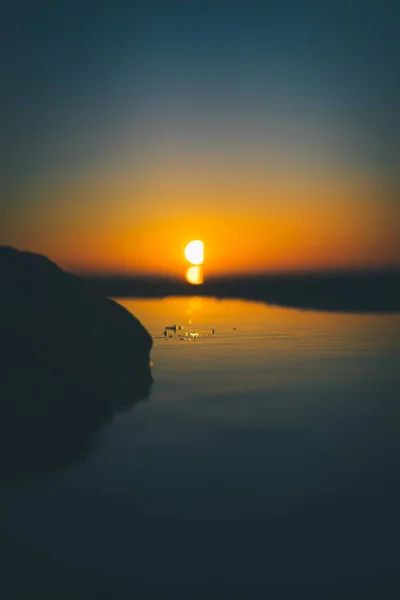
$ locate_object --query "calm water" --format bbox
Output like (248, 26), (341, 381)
(2, 298), (400, 595)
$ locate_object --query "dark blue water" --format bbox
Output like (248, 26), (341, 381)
(1, 298), (399, 597)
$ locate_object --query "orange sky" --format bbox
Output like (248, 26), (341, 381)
(4, 162), (399, 277)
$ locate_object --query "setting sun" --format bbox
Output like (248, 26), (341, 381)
(184, 240), (204, 266)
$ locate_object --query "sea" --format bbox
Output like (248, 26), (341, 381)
(1, 297), (399, 597)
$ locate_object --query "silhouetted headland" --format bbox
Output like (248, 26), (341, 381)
(0, 247), (153, 482)
(86, 270), (400, 313)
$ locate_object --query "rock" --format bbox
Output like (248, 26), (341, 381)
(0, 247), (153, 482)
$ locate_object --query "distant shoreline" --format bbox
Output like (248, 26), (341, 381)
(85, 271), (400, 314)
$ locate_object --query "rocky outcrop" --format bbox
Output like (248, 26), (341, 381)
(0, 247), (153, 481)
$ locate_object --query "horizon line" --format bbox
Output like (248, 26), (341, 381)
(78, 266), (400, 280)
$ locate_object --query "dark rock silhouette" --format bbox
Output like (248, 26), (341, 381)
(0, 246), (153, 482)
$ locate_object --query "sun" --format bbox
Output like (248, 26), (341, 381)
(184, 240), (204, 265)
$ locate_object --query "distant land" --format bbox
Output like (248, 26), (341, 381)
(85, 269), (400, 313)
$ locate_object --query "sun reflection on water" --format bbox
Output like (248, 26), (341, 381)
(186, 265), (204, 285)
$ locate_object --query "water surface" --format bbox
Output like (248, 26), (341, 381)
(1, 297), (399, 595)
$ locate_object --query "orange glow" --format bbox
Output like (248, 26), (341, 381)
(4, 166), (399, 277)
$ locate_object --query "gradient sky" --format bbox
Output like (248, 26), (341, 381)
(1, 0), (399, 276)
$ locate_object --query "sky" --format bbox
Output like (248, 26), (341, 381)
(1, 0), (399, 277)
